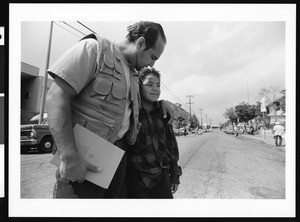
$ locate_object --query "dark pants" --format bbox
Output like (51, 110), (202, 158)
(274, 135), (283, 146)
(127, 166), (173, 199)
(53, 138), (127, 198)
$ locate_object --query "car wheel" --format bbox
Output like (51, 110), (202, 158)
(39, 136), (54, 153)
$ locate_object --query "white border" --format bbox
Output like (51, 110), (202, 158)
(9, 3), (296, 217)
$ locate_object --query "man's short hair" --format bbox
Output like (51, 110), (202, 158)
(126, 21), (166, 50)
(139, 67), (161, 83)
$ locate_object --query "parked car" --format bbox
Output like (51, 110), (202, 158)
(224, 127), (234, 134)
(21, 118), (55, 153)
(174, 128), (183, 136)
(173, 127), (188, 136)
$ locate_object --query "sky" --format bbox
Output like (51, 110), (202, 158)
(17, 4), (293, 126)
(21, 20), (286, 125)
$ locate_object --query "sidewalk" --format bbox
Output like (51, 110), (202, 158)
(238, 129), (285, 150)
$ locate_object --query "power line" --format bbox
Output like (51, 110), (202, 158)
(161, 82), (182, 103)
(53, 22), (84, 38)
(77, 21), (97, 34)
(61, 21), (87, 36)
(160, 82), (183, 104)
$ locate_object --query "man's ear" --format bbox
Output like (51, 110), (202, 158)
(136, 37), (146, 51)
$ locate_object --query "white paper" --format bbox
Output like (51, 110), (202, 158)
(51, 124), (124, 189)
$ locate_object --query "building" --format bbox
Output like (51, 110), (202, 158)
(266, 96), (285, 127)
(21, 62), (53, 124)
(172, 103), (190, 129)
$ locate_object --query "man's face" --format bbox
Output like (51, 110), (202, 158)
(140, 74), (161, 103)
(135, 35), (165, 71)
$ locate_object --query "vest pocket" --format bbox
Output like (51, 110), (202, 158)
(91, 77), (125, 106)
(91, 78), (112, 97)
(106, 82), (125, 105)
(113, 62), (122, 80)
(85, 119), (114, 140)
(100, 54), (123, 80)
(100, 54), (114, 75)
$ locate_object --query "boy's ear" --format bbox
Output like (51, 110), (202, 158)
(136, 37), (146, 51)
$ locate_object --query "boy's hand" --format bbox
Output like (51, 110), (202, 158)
(161, 100), (174, 124)
(171, 183), (179, 194)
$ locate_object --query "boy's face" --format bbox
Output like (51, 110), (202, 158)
(140, 74), (161, 103)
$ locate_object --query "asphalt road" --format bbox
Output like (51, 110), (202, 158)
(20, 130), (285, 199)
(174, 130), (285, 199)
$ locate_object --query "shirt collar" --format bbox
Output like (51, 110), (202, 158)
(141, 101), (160, 113)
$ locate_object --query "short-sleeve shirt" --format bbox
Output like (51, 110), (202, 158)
(273, 125), (285, 136)
(48, 38), (132, 139)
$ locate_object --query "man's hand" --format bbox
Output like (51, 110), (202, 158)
(59, 150), (100, 183)
(161, 100), (174, 124)
(171, 183), (179, 194)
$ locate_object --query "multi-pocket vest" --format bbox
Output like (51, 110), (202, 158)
(70, 34), (141, 145)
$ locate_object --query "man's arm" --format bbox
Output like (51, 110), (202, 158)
(46, 76), (99, 183)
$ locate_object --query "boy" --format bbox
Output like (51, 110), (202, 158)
(126, 67), (182, 198)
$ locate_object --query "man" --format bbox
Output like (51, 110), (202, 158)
(272, 121), (285, 146)
(46, 21), (173, 198)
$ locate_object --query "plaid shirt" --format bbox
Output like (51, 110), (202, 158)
(127, 101), (182, 189)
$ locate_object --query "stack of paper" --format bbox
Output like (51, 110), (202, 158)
(51, 124), (124, 189)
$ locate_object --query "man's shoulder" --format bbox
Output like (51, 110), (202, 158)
(81, 34), (114, 47)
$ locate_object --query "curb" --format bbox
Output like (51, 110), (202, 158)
(238, 135), (285, 151)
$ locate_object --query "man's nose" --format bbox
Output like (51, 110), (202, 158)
(149, 60), (155, 67)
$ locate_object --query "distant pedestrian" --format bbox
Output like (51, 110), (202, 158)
(249, 125), (255, 135)
(272, 121), (285, 146)
(234, 124), (239, 137)
(126, 67), (182, 198)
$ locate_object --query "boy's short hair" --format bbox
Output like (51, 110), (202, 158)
(139, 67), (161, 83)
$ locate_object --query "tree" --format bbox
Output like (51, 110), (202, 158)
(235, 102), (259, 123)
(223, 107), (238, 125)
(190, 114), (199, 128)
(257, 87), (285, 114)
(257, 86), (284, 105)
(224, 102), (261, 125)
(279, 89), (286, 112)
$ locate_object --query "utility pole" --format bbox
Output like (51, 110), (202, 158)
(39, 21), (53, 124)
(247, 81), (250, 104)
(199, 108), (203, 129)
(205, 114), (208, 125)
(186, 95), (194, 123)
(261, 97), (266, 140)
